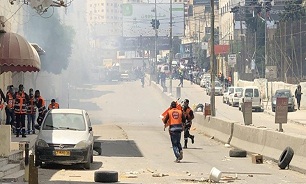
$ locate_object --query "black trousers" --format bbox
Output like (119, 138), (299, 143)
(16, 113), (26, 135)
(184, 124), (193, 141)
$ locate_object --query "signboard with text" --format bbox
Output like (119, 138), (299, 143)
(242, 101), (252, 125)
(275, 97), (288, 124)
(228, 54), (237, 67)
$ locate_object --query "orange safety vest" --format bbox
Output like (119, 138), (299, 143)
(27, 97), (37, 114)
(14, 92), (27, 114)
(48, 102), (59, 110)
(183, 107), (193, 121)
(167, 108), (183, 126)
(6, 92), (14, 109)
(37, 96), (47, 115)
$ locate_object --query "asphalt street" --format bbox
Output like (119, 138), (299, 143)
(23, 79), (306, 184)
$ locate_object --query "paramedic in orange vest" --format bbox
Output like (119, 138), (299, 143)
(14, 84), (29, 137)
(163, 101), (186, 163)
(5, 85), (15, 127)
(48, 99), (59, 110)
(27, 88), (37, 134)
(34, 90), (47, 126)
(182, 99), (195, 149)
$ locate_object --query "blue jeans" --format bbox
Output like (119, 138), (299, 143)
(27, 114), (36, 132)
(170, 131), (182, 159)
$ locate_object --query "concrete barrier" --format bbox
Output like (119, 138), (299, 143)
(193, 112), (306, 173)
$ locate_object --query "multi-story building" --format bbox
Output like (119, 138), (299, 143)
(86, 0), (144, 61)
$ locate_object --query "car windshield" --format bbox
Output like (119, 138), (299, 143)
(235, 88), (243, 92)
(42, 113), (86, 131)
(215, 82), (222, 87)
(275, 91), (291, 98)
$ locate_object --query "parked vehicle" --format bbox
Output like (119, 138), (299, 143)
(223, 87), (235, 104)
(228, 87), (243, 107)
(271, 89), (295, 112)
(206, 81), (223, 96)
(200, 74), (210, 88)
(34, 109), (94, 169)
(238, 86), (263, 112)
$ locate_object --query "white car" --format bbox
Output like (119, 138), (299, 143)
(35, 109), (95, 169)
(228, 87), (243, 107)
(207, 81), (223, 96)
(200, 75), (210, 88)
(238, 86), (263, 112)
(223, 87), (234, 104)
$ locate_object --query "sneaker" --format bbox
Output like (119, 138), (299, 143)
(174, 159), (180, 163)
(179, 150), (183, 160)
(183, 145), (187, 149)
(22, 134), (27, 138)
(191, 135), (195, 144)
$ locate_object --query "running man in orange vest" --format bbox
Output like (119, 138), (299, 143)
(163, 101), (186, 163)
(48, 99), (59, 110)
(182, 99), (195, 149)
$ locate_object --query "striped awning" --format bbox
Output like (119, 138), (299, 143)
(0, 32), (41, 73)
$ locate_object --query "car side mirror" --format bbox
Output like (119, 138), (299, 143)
(89, 127), (93, 132)
(34, 124), (40, 130)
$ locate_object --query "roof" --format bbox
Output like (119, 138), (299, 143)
(49, 109), (85, 114)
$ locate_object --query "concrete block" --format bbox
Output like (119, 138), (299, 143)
(0, 125), (11, 157)
(252, 154), (263, 164)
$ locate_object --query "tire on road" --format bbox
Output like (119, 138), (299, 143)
(94, 171), (118, 183)
(229, 148), (247, 157)
(278, 147), (294, 169)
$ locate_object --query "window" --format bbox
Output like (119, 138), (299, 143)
(254, 89), (259, 97)
(245, 89), (253, 97)
(43, 113), (86, 131)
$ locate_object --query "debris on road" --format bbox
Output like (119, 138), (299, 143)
(152, 173), (169, 177)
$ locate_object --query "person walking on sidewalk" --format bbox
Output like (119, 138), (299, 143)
(178, 71), (184, 87)
(14, 84), (29, 137)
(182, 99), (195, 149)
(295, 85), (303, 110)
(27, 88), (37, 134)
(163, 101), (186, 163)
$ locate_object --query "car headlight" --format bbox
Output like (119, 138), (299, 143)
(36, 139), (49, 148)
(74, 141), (89, 149)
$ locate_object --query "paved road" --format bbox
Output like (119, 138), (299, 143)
(29, 80), (306, 183)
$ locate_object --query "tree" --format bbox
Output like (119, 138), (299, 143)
(24, 9), (75, 74)
(280, 0), (305, 21)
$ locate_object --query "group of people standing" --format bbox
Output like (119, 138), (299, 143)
(1, 84), (59, 138)
(163, 99), (195, 163)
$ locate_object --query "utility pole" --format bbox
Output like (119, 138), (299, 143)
(264, 1), (267, 78)
(154, 0), (158, 81)
(239, 2), (245, 74)
(210, 0), (216, 116)
(169, 0), (173, 95)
